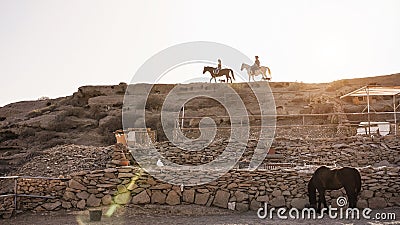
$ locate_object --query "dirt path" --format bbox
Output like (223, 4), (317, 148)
(5, 205), (400, 225)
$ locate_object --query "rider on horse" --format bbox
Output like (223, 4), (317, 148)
(250, 56), (260, 75)
(214, 59), (222, 74)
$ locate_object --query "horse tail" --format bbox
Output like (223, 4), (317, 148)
(266, 67), (271, 75)
(230, 69), (235, 80)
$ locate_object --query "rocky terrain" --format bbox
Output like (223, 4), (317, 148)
(0, 73), (399, 176)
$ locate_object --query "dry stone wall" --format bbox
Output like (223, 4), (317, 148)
(1, 136), (399, 219)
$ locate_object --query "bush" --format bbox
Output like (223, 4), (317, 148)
(287, 82), (306, 91)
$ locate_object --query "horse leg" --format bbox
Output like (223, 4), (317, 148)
(317, 189), (326, 213)
(344, 187), (357, 208)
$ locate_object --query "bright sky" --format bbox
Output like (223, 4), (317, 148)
(1, 0), (399, 106)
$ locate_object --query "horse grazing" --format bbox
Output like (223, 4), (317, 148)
(308, 166), (361, 212)
(241, 63), (271, 82)
(203, 66), (235, 83)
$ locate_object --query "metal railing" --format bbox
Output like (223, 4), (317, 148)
(0, 176), (69, 213)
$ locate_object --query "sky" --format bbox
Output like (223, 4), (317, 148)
(0, 0), (399, 106)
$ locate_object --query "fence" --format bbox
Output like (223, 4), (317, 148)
(0, 176), (69, 214)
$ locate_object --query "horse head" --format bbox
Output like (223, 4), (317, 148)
(203, 66), (207, 74)
(240, 63), (245, 71)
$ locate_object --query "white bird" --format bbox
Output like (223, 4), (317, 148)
(156, 159), (164, 167)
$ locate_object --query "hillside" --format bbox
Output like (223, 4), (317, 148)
(0, 73), (399, 175)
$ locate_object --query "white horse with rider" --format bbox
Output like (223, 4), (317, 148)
(241, 62), (271, 82)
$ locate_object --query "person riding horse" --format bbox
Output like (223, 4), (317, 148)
(214, 59), (222, 74)
(250, 56), (260, 75)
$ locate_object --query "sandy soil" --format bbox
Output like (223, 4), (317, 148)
(5, 205), (400, 225)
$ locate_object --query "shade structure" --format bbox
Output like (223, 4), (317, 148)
(340, 86), (400, 135)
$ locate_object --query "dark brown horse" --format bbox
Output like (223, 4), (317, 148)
(308, 166), (361, 212)
(203, 66), (235, 83)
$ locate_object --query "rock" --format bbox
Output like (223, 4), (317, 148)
(256, 195), (269, 202)
(361, 190), (374, 199)
(235, 202), (249, 212)
(42, 201), (61, 210)
(132, 190), (151, 204)
(195, 193), (210, 205)
(270, 196), (285, 207)
(291, 198), (308, 209)
(117, 185), (128, 193)
(151, 190), (166, 204)
(357, 199), (368, 209)
(166, 190), (181, 205)
(76, 191), (90, 200)
(87, 194), (102, 207)
(150, 184), (173, 190)
(62, 201), (72, 209)
(213, 190), (230, 208)
(332, 144), (348, 149)
(272, 190), (282, 197)
(183, 189), (195, 203)
(368, 197), (387, 209)
(63, 191), (76, 200)
(234, 191), (248, 202)
(69, 179), (87, 191)
(118, 173), (134, 178)
(250, 199), (262, 211)
(282, 190), (291, 196)
(389, 196), (400, 206)
(77, 199), (86, 209)
(102, 194), (113, 205)
(114, 192), (131, 205)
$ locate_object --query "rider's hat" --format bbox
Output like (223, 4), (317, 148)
(255, 56), (259, 58)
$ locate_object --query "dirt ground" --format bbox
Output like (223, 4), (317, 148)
(5, 205), (400, 225)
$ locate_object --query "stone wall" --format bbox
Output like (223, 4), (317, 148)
(131, 136), (400, 168)
(1, 136), (399, 219)
(1, 165), (399, 219)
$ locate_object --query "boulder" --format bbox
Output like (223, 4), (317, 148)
(183, 189), (195, 203)
(42, 201), (61, 210)
(102, 194), (113, 205)
(291, 198), (308, 209)
(234, 191), (248, 202)
(62, 201), (72, 209)
(114, 192), (131, 205)
(132, 190), (151, 204)
(235, 202), (249, 212)
(270, 196), (285, 208)
(361, 190), (374, 199)
(368, 197), (387, 209)
(195, 193), (210, 205)
(357, 199), (368, 209)
(250, 199), (262, 211)
(87, 194), (101, 207)
(213, 190), (230, 208)
(77, 199), (86, 209)
(151, 190), (166, 204)
(272, 190), (282, 197)
(76, 191), (90, 200)
(166, 190), (181, 205)
(69, 179), (87, 191)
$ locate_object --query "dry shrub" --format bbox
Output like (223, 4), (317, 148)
(326, 80), (349, 92)
(145, 95), (165, 111)
(287, 82), (306, 91)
